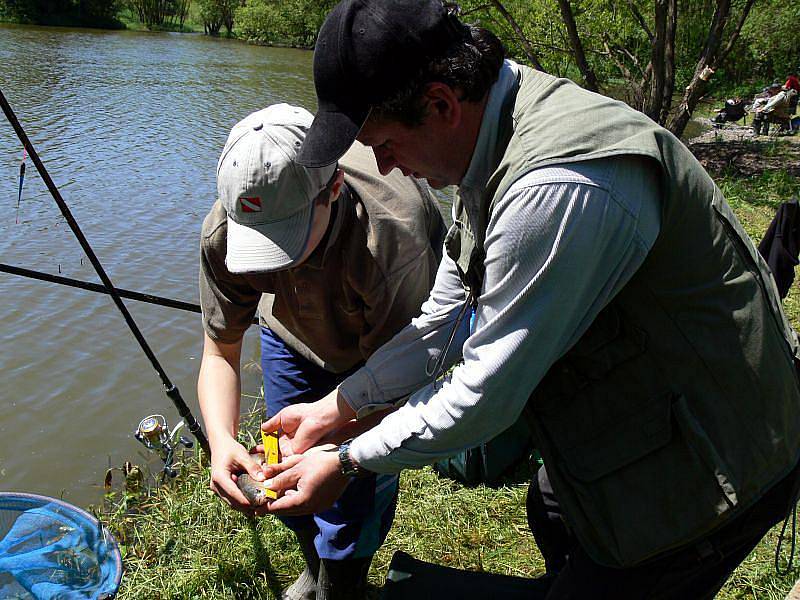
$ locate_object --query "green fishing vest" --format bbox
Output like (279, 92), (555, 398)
(446, 65), (800, 567)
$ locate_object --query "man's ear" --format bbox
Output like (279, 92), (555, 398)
(423, 82), (463, 129)
(328, 169), (345, 204)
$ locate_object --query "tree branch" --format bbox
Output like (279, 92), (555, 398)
(557, 0), (599, 91)
(719, 0), (756, 64)
(488, 0), (545, 71)
(667, 0), (733, 136)
(626, 0), (653, 42)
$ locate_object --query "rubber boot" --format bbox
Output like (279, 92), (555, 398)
(316, 556), (372, 600)
(282, 528), (320, 600)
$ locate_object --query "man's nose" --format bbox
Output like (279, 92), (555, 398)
(372, 147), (397, 176)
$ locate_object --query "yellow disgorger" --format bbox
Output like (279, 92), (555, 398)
(262, 430), (280, 500)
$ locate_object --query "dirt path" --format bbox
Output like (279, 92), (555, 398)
(687, 121), (800, 178)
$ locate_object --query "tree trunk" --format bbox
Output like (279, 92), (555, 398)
(667, 0), (731, 136)
(557, 0), (599, 91)
(668, 0), (754, 137)
(643, 0), (668, 122)
(658, 0), (677, 125)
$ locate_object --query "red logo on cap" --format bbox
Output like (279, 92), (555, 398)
(239, 197), (262, 213)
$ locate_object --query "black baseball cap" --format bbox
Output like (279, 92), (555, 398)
(297, 0), (466, 168)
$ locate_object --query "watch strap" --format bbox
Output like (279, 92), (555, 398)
(338, 439), (371, 478)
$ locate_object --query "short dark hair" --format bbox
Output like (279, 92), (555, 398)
(371, 21), (506, 127)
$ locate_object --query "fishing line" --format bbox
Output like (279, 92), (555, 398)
(0, 88), (210, 456)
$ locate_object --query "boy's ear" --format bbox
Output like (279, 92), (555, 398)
(327, 168), (345, 204)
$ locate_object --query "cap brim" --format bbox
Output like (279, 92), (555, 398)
(225, 204), (313, 273)
(296, 106), (366, 168)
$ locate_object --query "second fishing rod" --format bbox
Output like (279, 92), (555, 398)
(0, 87), (210, 456)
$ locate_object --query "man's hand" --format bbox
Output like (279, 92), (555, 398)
(209, 434), (266, 512)
(261, 388), (355, 456)
(257, 447), (349, 517)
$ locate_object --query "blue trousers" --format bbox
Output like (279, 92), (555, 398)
(260, 327), (399, 560)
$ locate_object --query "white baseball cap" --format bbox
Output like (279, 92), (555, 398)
(217, 104), (337, 273)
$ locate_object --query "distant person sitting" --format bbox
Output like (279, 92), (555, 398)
(712, 97), (747, 126)
(785, 71), (800, 94)
(753, 83), (797, 135)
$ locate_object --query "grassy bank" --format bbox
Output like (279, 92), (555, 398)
(98, 143), (800, 599)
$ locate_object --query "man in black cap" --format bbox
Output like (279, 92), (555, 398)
(260, 1), (800, 597)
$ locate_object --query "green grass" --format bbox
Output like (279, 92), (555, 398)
(98, 161), (800, 599)
(100, 435), (541, 599)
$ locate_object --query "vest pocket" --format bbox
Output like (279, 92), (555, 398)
(558, 392), (672, 482)
(672, 396), (739, 507)
(536, 392), (737, 566)
(534, 305), (648, 407)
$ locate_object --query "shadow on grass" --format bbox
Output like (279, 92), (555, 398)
(689, 139), (800, 181)
(185, 516), (286, 599)
(248, 515), (285, 599)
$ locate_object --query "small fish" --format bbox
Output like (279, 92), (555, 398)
(236, 473), (272, 506)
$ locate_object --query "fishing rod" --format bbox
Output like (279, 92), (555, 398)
(0, 263), (204, 314)
(0, 88), (210, 456)
(0, 262), (260, 323)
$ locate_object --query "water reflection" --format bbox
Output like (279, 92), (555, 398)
(0, 24), (316, 505)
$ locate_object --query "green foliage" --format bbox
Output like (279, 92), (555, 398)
(0, 0), (121, 26)
(234, 0), (334, 47)
(739, 0), (800, 80)
(455, 0), (796, 106)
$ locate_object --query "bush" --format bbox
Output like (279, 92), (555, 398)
(235, 0), (333, 47)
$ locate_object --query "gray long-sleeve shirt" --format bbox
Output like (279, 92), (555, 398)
(342, 61), (663, 473)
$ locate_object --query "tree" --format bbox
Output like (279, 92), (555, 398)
(197, 0), (238, 34)
(128, 0), (188, 29)
(464, 0), (757, 138)
(667, 0), (755, 135)
(1, 0), (118, 25)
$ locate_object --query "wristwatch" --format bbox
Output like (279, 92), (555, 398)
(338, 439), (371, 478)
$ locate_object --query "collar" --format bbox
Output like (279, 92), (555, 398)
(459, 60), (522, 196)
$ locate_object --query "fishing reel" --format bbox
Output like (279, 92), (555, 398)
(134, 414), (194, 478)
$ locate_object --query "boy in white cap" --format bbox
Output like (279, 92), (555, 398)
(197, 103), (446, 599)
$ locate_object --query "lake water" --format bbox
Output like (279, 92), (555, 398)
(0, 24), (319, 506)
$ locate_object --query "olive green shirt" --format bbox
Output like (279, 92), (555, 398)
(200, 141), (446, 373)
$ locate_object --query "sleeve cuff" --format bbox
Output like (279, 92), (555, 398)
(350, 435), (402, 474)
(339, 366), (398, 419)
